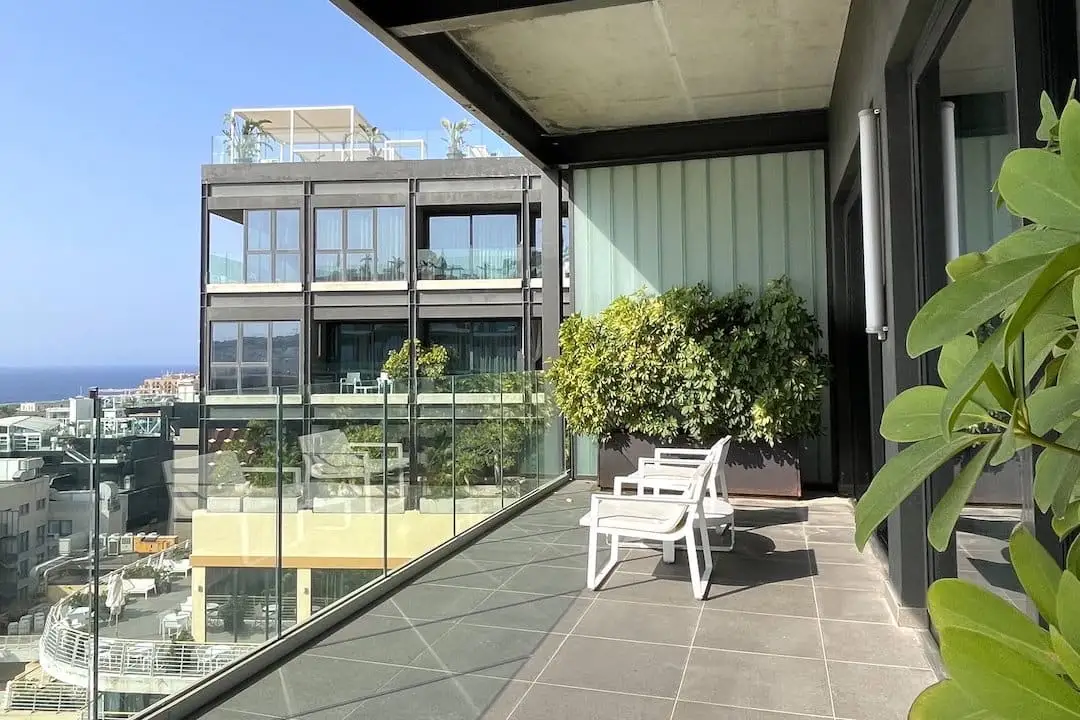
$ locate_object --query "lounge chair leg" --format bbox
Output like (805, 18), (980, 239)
(685, 526), (705, 600)
(662, 541), (676, 564)
(587, 529), (619, 591)
(698, 515), (714, 581)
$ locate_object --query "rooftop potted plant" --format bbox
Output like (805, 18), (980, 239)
(441, 118), (474, 159)
(548, 279), (829, 495)
(221, 114), (272, 164)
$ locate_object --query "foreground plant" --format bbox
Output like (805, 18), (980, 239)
(853, 92), (1080, 717)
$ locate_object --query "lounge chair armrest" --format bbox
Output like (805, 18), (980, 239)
(591, 493), (697, 511)
(638, 457), (702, 472)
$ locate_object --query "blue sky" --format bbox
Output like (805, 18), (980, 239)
(0, 1), (481, 367)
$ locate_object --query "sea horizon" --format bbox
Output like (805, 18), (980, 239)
(0, 365), (196, 404)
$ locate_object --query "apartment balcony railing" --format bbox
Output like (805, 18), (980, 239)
(416, 247), (522, 281)
(3, 679), (87, 713)
(209, 127), (521, 165)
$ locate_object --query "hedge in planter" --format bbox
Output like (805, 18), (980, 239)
(548, 278), (829, 447)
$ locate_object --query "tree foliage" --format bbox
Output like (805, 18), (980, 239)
(547, 278), (829, 445)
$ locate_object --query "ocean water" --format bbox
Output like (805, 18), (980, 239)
(0, 366), (195, 404)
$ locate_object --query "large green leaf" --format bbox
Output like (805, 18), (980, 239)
(1051, 626), (1080, 688)
(1004, 244), (1080, 351)
(1028, 384), (1080, 435)
(1010, 525), (1064, 626)
(1038, 91), (1062, 143)
(928, 578), (1056, 671)
(996, 148), (1080, 232)
(1056, 572), (1080, 653)
(880, 386), (991, 443)
(1023, 315), (1075, 384)
(939, 627), (1080, 720)
(939, 335), (1005, 411)
(942, 324), (1012, 436)
(1053, 501), (1080, 537)
(929, 439), (1000, 551)
(986, 227), (1080, 264)
(854, 434), (987, 550)
(1069, 536), (1080, 578)
(1035, 420), (1080, 512)
(908, 254), (1049, 358)
(1060, 99), (1080, 185)
(947, 252), (989, 281)
(908, 679), (998, 720)
(1060, 344), (1080, 387)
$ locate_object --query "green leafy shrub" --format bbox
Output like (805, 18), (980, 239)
(852, 92), (1080, 718)
(548, 278), (828, 445)
(382, 340), (449, 380)
(212, 421), (302, 489)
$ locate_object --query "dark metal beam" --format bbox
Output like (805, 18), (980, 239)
(331, 1), (555, 166)
(357, 0), (651, 38)
(545, 110), (829, 169)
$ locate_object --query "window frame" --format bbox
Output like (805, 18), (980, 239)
(208, 208), (301, 284)
(208, 320), (301, 394)
(314, 207), (406, 282)
(419, 207), (522, 280)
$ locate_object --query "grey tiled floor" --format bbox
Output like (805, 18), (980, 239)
(956, 507), (1028, 614)
(205, 481), (938, 720)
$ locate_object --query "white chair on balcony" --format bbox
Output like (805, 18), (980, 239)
(614, 436), (735, 552)
(586, 460), (714, 600)
(339, 372), (365, 394)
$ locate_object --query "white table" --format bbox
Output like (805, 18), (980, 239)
(160, 611), (191, 639)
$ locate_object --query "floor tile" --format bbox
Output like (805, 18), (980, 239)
(463, 591), (591, 633)
(349, 668), (527, 720)
(711, 555), (813, 586)
(531, 544), (589, 569)
(410, 623), (564, 680)
(814, 586), (893, 624)
(672, 701), (830, 719)
(509, 684), (674, 720)
(386, 584), (494, 622)
(217, 655), (401, 719)
(313, 614), (454, 666)
(538, 635), (688, 698)
(829, 660), (936, 720)
(574, 599), (700, 645)
(739, 524), (806, 543)
(679, 648), (832, 716)
(820, 620), (930, 668)
(460, 540), (545, 564)
(806, 541), (873, 565)
(419, 558), (525, 590)
(500, 564), (587, 596)
(810, 562), (883, 591)
(706, 581), (818, 617)
(805, 526), (856, 544)
(696, 609), (823, 658)
(584, 571), (703, 607)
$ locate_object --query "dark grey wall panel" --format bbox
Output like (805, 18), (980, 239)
(207, 294), (304, 308)
(312, 306), (409, 321)
(417, 304), (523, 319)
(416, 289), (522, 305)
(417, 178), (523, 192)
(415, 190), (524, 206)
(206, 306), (304, 321)
(310, 193), (409, 208)
(207, 196), (304, 210)
(311, 181), (409, 195)
(211, 183), (304, 197)
(312, 291), (408, 307)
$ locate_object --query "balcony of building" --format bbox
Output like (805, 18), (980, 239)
(209, 106), (521, 165)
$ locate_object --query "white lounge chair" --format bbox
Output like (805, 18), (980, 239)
(587, 459), (714, 600)
(124, 578), (158, 599)
(614, 436), (735, 552)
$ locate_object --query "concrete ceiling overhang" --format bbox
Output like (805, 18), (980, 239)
(332, 0), (852, 167)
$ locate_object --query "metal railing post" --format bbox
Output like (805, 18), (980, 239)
(87, 387), (101, 720)
(274, 387), (283, 639)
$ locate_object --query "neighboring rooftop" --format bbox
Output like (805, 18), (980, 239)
(211, 105), (521, 164)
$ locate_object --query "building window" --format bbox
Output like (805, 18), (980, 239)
(17, 532), (28, 553)
(17, 504), (28, 516)
(35, 498), (46, 511)
(530, 212), (570, 281)
(426, 320), (522, 374)
(17, 560), (28, 579)
(35, 552), (44, 565)
(209, 321), (301, 394)
(48, 520), (73, 536)
(35, 525), (44, 547)
(420, 210), (520, 280)
(208, 209), (300, 284)
(314, 322), (408, 387)
(314, 208), (406, 282)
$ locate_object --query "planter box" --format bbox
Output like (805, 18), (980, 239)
(598, 434), (802, 497)
(242, 496), (300, 513)
(206, 496), (243, 513)
(312, 496), (406, 514)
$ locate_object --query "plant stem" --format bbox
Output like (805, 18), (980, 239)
(1018, 430), (1080, 460)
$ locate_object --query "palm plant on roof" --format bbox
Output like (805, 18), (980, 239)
(222, 114), (272, 163)
(352, 124), (388, 160)
(441, 118), (474, 159)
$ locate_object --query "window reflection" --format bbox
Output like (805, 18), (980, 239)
(208, 209), (301, 284)
(208, 321), (300, 394)
(314, 207), (406, 282)
(426, 320), (522, 374)
(420, 211), (520, 280)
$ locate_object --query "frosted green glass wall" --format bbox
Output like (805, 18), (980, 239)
(571, 150), (830, 483)
(956, 134), (1017, 254)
